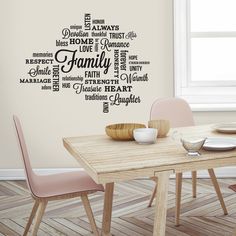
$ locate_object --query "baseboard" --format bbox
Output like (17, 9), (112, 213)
(0, 168), (83, 180)
(0, 167), (236, 180)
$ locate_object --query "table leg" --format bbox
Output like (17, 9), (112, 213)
(102, 183), (114, 236)
(153, 171), (172, 236)
(192, 171), (197, 198)
(175, 172), (183, 226)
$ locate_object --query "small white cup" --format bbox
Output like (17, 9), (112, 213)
(133, 128), (158, 144)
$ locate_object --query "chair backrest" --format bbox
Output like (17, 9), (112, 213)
(150, 98), (194, 128)
(13, 115), (37, 196)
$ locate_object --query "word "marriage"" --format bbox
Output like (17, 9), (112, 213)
(55, 49), (111, 74)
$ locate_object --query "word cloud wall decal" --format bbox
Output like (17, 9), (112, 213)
(20, 14), (150, 113)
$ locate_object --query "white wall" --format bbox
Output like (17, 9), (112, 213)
(1, 0), (235, 170)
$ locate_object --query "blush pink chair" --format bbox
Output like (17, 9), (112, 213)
(148, 98), (228, 226)
(13, 115), (104, 236)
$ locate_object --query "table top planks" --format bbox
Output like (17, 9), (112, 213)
(63, 124), (236, 184)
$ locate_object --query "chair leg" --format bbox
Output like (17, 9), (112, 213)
(81, 194), (99, 236)
(208, 168), (228, 215)
(31, 199), (47, 236)
(175, 173), (183, 226)
(192, 171), (197, 198)
(147, 177), (158, 207)
(23, 200), (39, 236)
(148, 184), (157, 207)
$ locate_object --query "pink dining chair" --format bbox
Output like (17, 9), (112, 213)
(148, 98), (228, 226)
(13, 115), (104, 236)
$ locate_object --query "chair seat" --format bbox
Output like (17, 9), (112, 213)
(31, 171), (104, 198)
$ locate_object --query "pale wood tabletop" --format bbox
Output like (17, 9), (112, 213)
(63, 124), (236, 236)
(63, 124), (236, 183)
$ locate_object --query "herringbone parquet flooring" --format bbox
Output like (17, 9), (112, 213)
(0, 178), (236, 235)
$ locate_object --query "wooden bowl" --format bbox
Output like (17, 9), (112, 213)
(148, 119), (170, 137)
(105, 123), (146, 140)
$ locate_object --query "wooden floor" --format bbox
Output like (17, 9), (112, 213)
(0, 178), (236, 236)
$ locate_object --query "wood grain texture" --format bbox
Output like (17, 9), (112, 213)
(81, 194), (99, 236)
(0, 179), (235, 236)
(175, 173), (183, 226)
(208, 169), (228, 215)
(148, 119), (170, 137)
(148, 184), (157, 208)
(153, 171), (172, 236)
(23, 200), (39, 236)
(105, 123), (146, 141)
(5, 183), (100, 235)
(63, 124), (236, 184)
(102, 183), (114, 236)
(191, 171), (197, 198)
(31, 200), (47, 236)
(64, 124), (235, 235)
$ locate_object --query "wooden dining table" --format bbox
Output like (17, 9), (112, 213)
(63, 124), (236, 236)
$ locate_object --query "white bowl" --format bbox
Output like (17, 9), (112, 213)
(133, 128), (158, 144)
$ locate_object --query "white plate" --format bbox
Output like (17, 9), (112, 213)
(203, 137), (236, 151)
(214, 123), (236, 134)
